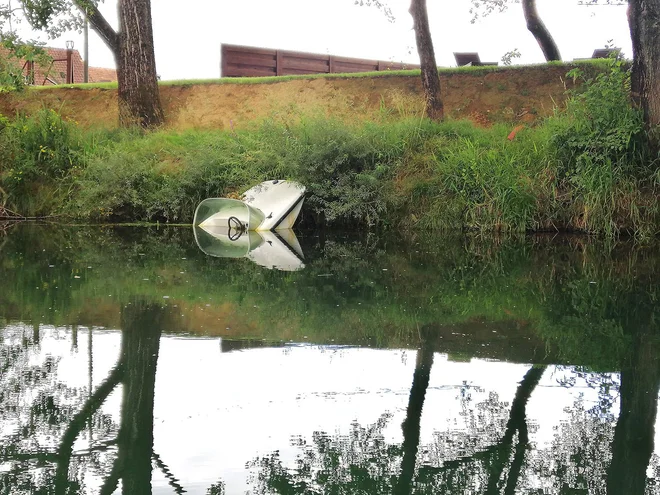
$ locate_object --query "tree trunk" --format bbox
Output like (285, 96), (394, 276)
(409, 0), (443, 121)
(73, 0), (164, 128)
(628, 0), (660, 152)
(486, 365), (545, 493)
(395, 344), (434, 495)
(117, 300), (164, 493)
(607, 332), (660, 495)
(74, 1), (119, 53)
(117, 0), (164, 128)
(522, 0), (561, 62)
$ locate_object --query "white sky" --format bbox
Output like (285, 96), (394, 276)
(14, 0), (631, 81)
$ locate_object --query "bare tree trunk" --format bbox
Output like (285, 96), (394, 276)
(628, 0), (660, 153)
(522, 0), (561, 62)
(409, 0), (444, 121)
(117, 0), (164, 128)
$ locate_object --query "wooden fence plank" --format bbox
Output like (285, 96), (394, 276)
(230, 54), (277, 68)
(282, 57), (330, 73)
(224, 44), (276, 56)
(225, 66), (277, 77)
(333, 62), (379, 73)
(221, 43), (420, 77)
(282, 67), (328, 75)
(276, 50), (283, 76)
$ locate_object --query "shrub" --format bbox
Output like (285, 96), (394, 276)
(283, 118), (427, 226)
(551, 57), (647, 177)
(0, 107), (82, 215)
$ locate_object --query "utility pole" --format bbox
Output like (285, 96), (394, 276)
(84, 12), (89, 83)
(65, 40), (74, 84)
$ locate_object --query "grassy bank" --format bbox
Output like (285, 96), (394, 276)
(0, 59), (658, 237)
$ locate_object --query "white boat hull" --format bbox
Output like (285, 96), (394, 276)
(193, 180), (305, 232)
(193, 224), (305, 271)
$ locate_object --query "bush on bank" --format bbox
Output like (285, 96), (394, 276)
(0, 58), (657, 237)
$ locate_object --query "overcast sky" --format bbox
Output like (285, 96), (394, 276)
(15, 0), (632, 81)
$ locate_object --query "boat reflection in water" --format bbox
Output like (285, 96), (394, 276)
(193, 224), (305, 271)
(193, 179), (306, 271)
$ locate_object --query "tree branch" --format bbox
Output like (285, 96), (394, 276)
(54, 363), (124, 494)
(72, 1), (118, 55)
(522, 0), (561, 61)
(98, 454), (123, 495)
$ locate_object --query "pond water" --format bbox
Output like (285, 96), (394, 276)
(0, 223), (659, 494)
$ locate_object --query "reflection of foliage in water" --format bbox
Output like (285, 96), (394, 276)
(0, 300), (212, 494)
(0, 325), (119, 492)
(248, 413), (402, 494)
(429, 388), (512, 463)
(1, 221), (659, 492)
(525, 395), (616, 494)
(0, 225), (658, 368)
(244, 365), (659, 495)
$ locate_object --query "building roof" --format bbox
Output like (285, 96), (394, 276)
(88, 66), (117, 83)
(0, 45), (117, 85)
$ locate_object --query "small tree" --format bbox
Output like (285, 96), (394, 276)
(357, 0), (443, 120)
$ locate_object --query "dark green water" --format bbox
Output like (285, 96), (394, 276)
(0, 223), (659, 494)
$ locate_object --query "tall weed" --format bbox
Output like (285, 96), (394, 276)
(552, 58), (646, 176)
(0, 107), (81, 215)
(2, 82), (657, 237)
(396, 121), (556, 232)
(282, 118), (428, 226)
(73, 117), (431, 225)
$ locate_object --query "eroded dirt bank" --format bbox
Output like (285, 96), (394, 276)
(0, 64), (578, 130)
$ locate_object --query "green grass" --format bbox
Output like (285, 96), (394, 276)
(28, 59), (613, 91)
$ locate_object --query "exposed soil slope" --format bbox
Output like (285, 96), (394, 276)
(0, 64), (578, 130)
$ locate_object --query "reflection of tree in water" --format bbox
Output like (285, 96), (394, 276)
(0, 300), (213, 494)
(414, 365), (545, 495)
(608, 330), (660, 495)
(94, 300), (164, 494)
(247, 349), (660, 494)
(526, 395), (615, 493)
(248, 334), (544, 495)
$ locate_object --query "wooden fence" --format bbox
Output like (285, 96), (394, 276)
(221, 44), (420, 78)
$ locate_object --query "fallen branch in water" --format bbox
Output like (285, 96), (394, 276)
(0, 206), (25, 219)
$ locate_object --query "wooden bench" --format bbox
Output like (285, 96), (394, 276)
(453, 52), (498, 67)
